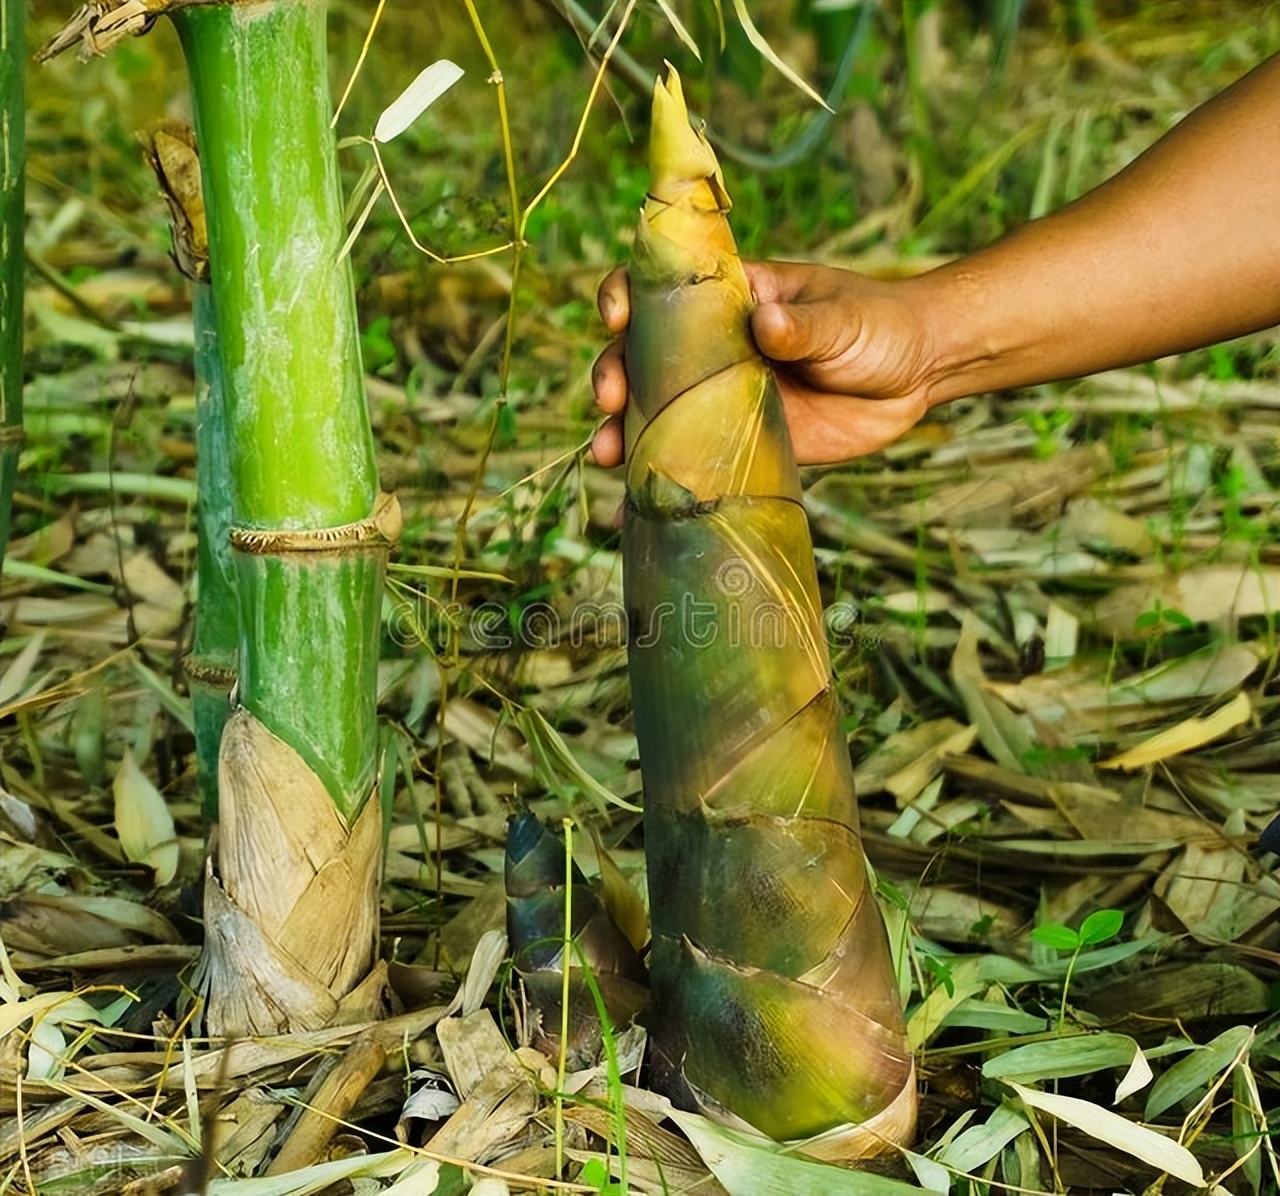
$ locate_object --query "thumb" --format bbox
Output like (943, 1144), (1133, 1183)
(751, 300), (831, 364)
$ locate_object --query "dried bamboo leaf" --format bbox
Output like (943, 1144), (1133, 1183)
(1007, 1082), (1204, 1186)
(432, 1011), (538, 1161)
(1100, 692), (1252, 770)
(1156, 833), (1280, 943)
(951, 617), (1036, 774)
(38, 1), (170, 62)
(853, 718), (975, 799)
(1096, 567), (1280, 638)
(112, 750), (178, 886)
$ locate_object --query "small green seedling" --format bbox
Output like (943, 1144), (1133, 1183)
(1032, 908), (1124, 1031)
(924, 954), (956, 998)
(578, 1158), (626, 1195)
(1134, 600), (1195, 633)
(1020, 406), (1073, 458)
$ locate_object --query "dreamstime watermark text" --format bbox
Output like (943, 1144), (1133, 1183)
(388, 557), (865, 651)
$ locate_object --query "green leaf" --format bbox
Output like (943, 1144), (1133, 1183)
(924, 955), (955, 996)
(654, 0), (702, 60)
(515, 707), (642, 814)
(983, 1033), (1141, 1084)
(1232, 1062), (1266, 1194)
(1036, 935), (1162, 977)
(359, 315), (397, 373)
(1144, 1025), (1253, 1120)
(1079, 908), (1124, 946)
(938, 1103), (1029, 1174)
(939, 999), (1047, 1035)
(1030, 923), (1079, 952)
(669, 1108), (926, 1195)
(908, 957), (987, 1050)
(577, 1157), (625, 1194)
(728, 0), (830, 111)
(903, 1151), (949, 1193)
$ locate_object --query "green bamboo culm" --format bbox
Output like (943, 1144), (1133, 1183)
(622, 69), (916, 1158)
(172, 0), (394, 1035)
(0, 0), (24, 569)
(145, 125), (237, 823)
(189, 281), (237, 820)
(41, 0), (394, 1036)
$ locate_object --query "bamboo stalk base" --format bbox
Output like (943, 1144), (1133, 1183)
(193, 710), (386, 1037)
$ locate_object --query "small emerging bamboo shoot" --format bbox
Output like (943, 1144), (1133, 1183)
(505, 811), (647, 1068)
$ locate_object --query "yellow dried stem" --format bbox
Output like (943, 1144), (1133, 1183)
(38, 0), (173, 61)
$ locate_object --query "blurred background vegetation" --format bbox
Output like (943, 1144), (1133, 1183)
(23, 0), (1279, 421)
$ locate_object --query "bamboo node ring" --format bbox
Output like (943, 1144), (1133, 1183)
(181, 654), (237, 689)
(230, 491), (403, 556)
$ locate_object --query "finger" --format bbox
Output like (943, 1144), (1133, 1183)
(591, 416), (625, 468)
(597, 267), (631, 334)
(592, 337), (628, 415)
(751, 299), (842, 365)
(744, 259), (822, 304)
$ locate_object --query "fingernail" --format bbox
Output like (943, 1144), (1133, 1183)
(600, 290), (617, 326)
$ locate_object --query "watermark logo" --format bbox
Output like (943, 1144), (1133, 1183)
(387, 557), (863, 652)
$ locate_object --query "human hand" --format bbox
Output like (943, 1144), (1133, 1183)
(590, 260), (942, 468)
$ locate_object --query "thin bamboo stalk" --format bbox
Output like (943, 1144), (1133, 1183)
(145, 124), (237, 822)
(175, 1), (382, 800)
(189, 281), (236, 820)
(622, 69), (916, 1156)
(172, 0), (394, 1035)
(0, 0), (24, 569)
(40, 0), (396, 1035)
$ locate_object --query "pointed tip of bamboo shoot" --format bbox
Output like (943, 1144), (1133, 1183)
(649, 64), (723, 204)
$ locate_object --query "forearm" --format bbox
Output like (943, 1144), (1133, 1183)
(916, 54), (1280, 405)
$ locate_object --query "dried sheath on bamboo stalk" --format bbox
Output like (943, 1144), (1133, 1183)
(622, 68), (916, 1157)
